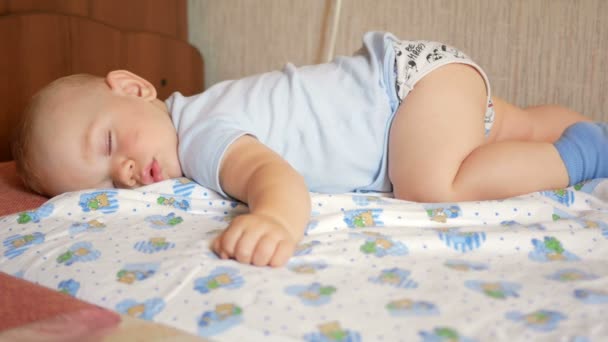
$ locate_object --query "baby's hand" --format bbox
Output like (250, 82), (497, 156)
(212, 213), (297, 267)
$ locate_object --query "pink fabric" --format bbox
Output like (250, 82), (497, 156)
(0, 307), (121, 341)
(0, 272), (120, 333)
(0, 161), (47, 216)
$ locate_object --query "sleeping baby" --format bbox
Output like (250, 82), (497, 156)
(11, 31), (606, 267)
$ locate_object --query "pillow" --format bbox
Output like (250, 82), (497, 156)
(0, 161), (47, 217)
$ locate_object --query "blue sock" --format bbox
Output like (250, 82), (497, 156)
(554, 122), (608, 186)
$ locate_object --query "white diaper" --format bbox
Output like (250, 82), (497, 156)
(392, 39), (495, 136)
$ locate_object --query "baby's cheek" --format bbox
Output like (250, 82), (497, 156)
(120, 131), (140, 154)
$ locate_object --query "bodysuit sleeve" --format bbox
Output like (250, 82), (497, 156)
(177, 116), (252, 198)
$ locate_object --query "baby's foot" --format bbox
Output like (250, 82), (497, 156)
(554, 122), (608, 185)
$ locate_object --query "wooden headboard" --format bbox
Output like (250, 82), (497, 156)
(0, 0), (204, 162)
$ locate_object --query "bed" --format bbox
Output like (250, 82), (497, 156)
(1, 177), (608, 340)
(1, 3), (607, 342)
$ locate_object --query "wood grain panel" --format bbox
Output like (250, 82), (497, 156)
(175, 0), (187, 41)
(6, 0), (87, 16)
(69, 16), (122, 75)
(0, 14), (71, 161)
(0, 12), (203, 161)
(90, 0), (185, 39)
(3, 0), (187, 40)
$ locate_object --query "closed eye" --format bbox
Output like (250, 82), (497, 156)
(107, 131), (112, 156)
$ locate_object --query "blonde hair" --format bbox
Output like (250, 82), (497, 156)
(11, 74), (101, 195)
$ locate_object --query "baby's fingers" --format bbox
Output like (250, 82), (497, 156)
(234, 228), (267, 264)
(211, 236), (228, 259)
(269, 240), (296, 267)
(251, 234), (282, 266)
(214, 224), (246, 259)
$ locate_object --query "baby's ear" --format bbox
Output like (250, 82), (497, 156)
(106, 70), (157, 101)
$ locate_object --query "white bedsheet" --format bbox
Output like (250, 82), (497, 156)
(1, 178), (607, 341)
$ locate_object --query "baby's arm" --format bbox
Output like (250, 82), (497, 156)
(212, 135), (311, 267)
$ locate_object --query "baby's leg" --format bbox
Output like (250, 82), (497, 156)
(388, 63), (572, 202)
(483, 98), (601, 188)
(491, 99), (591, 143)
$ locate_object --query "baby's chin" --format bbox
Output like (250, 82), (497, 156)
(161, 159), (183, 181)
(42, 181), (85, 197)
(168, 165), (184, 180)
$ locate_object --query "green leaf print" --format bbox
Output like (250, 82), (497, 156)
(88, 199), (99, 210)
(328, 330), (347, 341)
(353, 217), (365, 227)
(544, 237), (564, 254)
(167, 216), (183, 226)
(360, 241), (376, 254)
(17, 213), (32, 224)
(319, 286), (336, 296)
(435, 327), (459, 339)
(484, 289), (506, 299)
(57, 251), (73, 263)
(531, 311), (549, 323)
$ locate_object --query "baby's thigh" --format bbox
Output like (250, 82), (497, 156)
(388, 63), (488, 201)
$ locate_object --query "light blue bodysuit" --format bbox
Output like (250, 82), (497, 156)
(167, 32), (403, 197)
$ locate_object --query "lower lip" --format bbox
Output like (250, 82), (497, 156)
(151, 159), (163, 182)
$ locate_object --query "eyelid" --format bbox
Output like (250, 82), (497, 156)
(107, 131), (112, 156)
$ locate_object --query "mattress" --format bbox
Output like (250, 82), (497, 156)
(1, 178), (607, 341)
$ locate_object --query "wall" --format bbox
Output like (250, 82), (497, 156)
(188, 0), (607, 120)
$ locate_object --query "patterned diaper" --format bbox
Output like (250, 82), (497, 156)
(392, 39), (495, 136)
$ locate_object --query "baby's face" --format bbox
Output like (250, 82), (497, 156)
(31, 73), (183, 196)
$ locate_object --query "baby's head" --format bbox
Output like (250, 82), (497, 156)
(12, 70), (183, 197)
